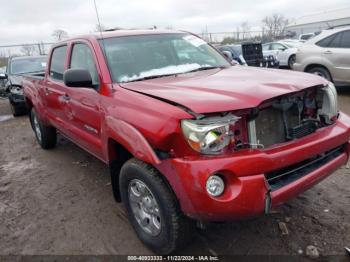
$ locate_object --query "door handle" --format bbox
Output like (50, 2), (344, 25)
(62, 94), (71, 102)
(44, 88), (51, 96)
(324, 50), (332, 54)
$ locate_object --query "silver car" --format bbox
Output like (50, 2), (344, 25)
(293, 26), (350, 86)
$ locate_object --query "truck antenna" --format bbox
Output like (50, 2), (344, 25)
(93, 0), (114, 89)
(93, 0), (108, 55)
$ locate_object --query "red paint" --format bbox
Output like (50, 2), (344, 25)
(23, 30), (350, 221)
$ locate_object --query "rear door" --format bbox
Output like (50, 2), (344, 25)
(319, 31), (350, 83)
(64, 41), (103, 158)
(270, 43), (288, 64)
(336, 30), (350, 83)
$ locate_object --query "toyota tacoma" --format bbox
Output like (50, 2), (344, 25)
(23, 30), (350, 254)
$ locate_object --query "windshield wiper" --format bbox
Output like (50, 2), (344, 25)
(18, 70), (45, 75)
(182, 66), (227, 74)
(126, 73), (177, 83)
(124, 66), (227, 83)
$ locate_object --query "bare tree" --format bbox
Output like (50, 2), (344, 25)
(20, 45), (36, 56)
(240, 21), (251, 40)
(262, 14), (289, 40)
(52, 29), (68, 41)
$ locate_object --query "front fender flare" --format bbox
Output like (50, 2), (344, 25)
(105, 116), (161, 165)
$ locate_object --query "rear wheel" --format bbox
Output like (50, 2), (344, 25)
(30, 109), (57, 149)
(307, 66), (332, 82)
(119, 158), (194, 254)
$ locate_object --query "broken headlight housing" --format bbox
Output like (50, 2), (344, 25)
(9, 85), (23, 95)
(318, 82), (338, 124)
(181, 113), (240, 154)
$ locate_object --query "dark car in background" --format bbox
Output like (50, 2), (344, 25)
(0, 56), (47, 116)
(218, 43), (279, 68)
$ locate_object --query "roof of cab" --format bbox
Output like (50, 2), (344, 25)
(59, 29), (187, 43)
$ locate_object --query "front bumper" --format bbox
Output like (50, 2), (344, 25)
(292, 62), (304, 72)
(155, 112), (350, 221)
(9, 92), (25, 107)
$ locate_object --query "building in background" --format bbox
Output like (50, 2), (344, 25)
(286, 7), (350, 37)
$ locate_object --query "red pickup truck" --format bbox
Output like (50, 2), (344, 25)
(23, 30), (350, 254)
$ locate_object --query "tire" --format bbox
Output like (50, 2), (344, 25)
(30, 109), (57, 149)
(119, 158), (194, 254)
(288, 55), (296, 69)
(10, 103), (25, 117)
(307, 66), (332, 82)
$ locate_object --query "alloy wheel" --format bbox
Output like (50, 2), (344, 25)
(128, 179), (162, 236)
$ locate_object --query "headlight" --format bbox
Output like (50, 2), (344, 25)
(206, 175), (225, 197)
(10, 85), (23, 95)
(318, 82), (338, 124)
(181, 113), (240, 154)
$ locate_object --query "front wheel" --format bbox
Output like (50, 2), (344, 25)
(30, 109), (57, 149)
(119, 158), (194, 254)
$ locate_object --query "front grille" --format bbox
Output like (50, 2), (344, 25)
(288, 121), (317, 139)
(265, 146), (344, 191)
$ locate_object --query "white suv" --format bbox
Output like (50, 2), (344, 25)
(293, 26), (350, 86)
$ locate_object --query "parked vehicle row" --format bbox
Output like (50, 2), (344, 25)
(218, 43), (279, 68)
(0, 56), (47, 116)
(262, 40), (301, 68)
(21, 30), (350, 254)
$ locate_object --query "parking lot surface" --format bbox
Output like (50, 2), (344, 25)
(0, 89), (349, 256)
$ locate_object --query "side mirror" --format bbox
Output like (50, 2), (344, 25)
(222, 51), (233, 61)
(63, 69), (93, 88)
(0, 73), (8, 80)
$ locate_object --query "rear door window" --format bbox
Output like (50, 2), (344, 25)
(49, 46), (67, 81)
(328, 32), (343, 48)
(340, 30), (350, 48)
(262, 44), (270, 51)
(316, 32), (344, 48)
(270, 43), (285, 50)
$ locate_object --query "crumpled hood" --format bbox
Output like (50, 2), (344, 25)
(8, 75), (24, 87)
(120, 66), (328, 114)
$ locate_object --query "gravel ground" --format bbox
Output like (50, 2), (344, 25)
(0, 90), (349, 259)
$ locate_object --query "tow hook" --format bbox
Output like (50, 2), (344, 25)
(265, 189), (272, 214)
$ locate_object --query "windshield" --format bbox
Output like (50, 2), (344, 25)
(101, 33), (230, 83)
(10, 57), (47, 75)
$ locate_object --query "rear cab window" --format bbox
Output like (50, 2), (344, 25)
(49, 45), (67, 81)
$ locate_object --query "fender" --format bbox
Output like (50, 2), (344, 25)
(23, 78), (50, 124)
(105, 116), (161, 165)
(303, 57), (333, 74)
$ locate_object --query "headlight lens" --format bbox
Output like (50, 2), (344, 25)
(10, 85), (23, 95)
(206, 175), (225, 197)
(319, 82), (338, 123)
(181, 113), (240, 154)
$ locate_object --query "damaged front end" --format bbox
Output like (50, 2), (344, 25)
(248, 83), (338, 149)
(180, 83), (338, 155)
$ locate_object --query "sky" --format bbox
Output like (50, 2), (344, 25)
(0, 0), (349, 45)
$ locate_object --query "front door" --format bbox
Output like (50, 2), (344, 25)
(64, 42), (103, 159)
